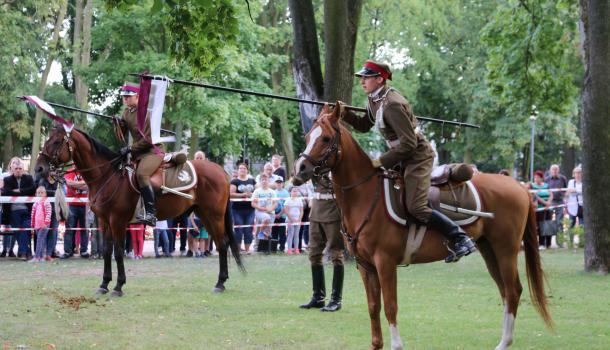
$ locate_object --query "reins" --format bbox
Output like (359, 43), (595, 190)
(338, 172), (381, 273)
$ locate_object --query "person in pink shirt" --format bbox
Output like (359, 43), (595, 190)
(30, 186), (52, 262)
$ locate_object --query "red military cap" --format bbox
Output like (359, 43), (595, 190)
(355, 60), (392, 80)
(119, 82), (140, 96)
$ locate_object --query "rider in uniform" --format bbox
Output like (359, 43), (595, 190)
(342, 60), (476, 263)
(117, 82), (185, 226)
(299, 174), (344, 312)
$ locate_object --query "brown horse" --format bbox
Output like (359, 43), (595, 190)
(36, 124), (244, 296)
(293, 105), (552, 350)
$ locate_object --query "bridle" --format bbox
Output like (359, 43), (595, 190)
(39, 128), (75, 176)
(298, 123), (342, 179)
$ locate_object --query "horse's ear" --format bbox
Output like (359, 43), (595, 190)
(329, 101), (345, 122)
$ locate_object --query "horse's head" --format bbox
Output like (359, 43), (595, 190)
(293, 103), (344, 185)
(35, 124), (73, 179)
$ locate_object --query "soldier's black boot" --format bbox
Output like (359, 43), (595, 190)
(299, 265), (326, 309)
(321, 264), (344, 312)
(427, 210), (476, 263)
(137, 185), (157, 227)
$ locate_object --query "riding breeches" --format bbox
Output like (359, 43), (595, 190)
(308, 220), (344, 266)
(403, 156), (433, 224)
(136, 153), (163, 187)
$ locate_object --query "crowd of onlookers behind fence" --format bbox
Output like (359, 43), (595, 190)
(1, 153), (584, 262)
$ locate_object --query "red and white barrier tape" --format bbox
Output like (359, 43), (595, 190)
(0, 196), (88, 204)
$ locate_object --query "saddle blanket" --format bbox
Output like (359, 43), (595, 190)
(129, 160), (197, 194)
(127, 161), (197, 223)
(384, 178), (483, 227)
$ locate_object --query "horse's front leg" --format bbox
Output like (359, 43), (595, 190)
(97, 220), (112, 295)
(376, 259), (403, 350)
(358, 265), (383, 350)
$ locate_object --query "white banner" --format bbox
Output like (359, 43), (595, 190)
(147, 79), (175, 144)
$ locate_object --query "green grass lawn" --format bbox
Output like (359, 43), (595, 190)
(0, 248), (607, 349)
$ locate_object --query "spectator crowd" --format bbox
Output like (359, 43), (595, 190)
(1, 153), (585, 261)
(1, 154), (314, 261)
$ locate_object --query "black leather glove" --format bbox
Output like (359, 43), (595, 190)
(120, 146), (131, 156)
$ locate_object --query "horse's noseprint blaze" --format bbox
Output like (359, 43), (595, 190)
(37, 125), (245, 296)
(295, 105), (552, 350)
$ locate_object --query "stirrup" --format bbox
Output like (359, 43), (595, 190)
(137, 213), (157, 226)
(444, 241), (476, 263)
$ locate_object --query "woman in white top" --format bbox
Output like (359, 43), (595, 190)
(566, 166), (583, 228)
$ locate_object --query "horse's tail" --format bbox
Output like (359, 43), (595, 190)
(224, 197), (246, 274)
(523, 199), (554, 329)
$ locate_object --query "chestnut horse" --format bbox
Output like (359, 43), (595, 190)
(293, 105), (552, 350)
(36, 125), (244, 296)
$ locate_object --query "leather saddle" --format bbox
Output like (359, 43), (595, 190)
(384, 164), (482, 227)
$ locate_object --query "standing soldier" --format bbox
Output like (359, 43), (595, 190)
(342, 60), (476, 263)
(299, 174), (344, 312)
(116, 83), (186, 226)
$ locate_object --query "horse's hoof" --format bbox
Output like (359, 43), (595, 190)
(96, 288), (109, 295)
(111, 290), (124, 297)
(212, 286), (225, 293)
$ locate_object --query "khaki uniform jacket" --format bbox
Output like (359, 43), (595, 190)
(122, 107), (159, 160)
(309, 176), (341, 223)
(342, 86), (434, 168)
(342, 86), (434, 223)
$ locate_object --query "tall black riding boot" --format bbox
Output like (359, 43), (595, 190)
(427, 210), (476, 263)
(138, 185), (157, 227)
(299, 265), (326, 309)
(321, 264), (344, 312)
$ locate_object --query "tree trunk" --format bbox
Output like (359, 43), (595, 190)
(323, 0), (362, 103)
(189, 128), (199, 159)
(30, 0), (68, 175)
(173, 120), (184, 152)
(288, 0), (324, 134)
(580, 0), (610, 274)
(561, 145), (576, 177)
(2, 132), (15, 169)
(72, 0), (83, 106)
(76, 0), (92, 109)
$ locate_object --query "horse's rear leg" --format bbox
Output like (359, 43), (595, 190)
(110, 221), (127, 297)
(97, 221), (112, 295)
(478, 239), (505, 299)
(376, 259), (403, 350)
(358, 266), (384, 350)
(491, 245), (523, 350)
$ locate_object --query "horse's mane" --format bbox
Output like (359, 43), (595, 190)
(68, 126), (119, 161)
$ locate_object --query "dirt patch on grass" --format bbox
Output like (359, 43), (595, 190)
(51, 290), (100, 310)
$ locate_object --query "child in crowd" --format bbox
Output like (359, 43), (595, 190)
(283, 186), (304, 254)
(30, 186), (53, 262)
(189, 212), (210, 257)
(251, 174), (277, 252)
